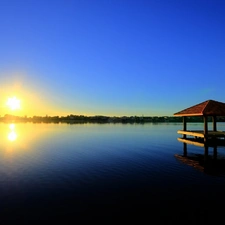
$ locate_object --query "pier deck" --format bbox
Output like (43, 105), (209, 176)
(177, 130), (225, 139)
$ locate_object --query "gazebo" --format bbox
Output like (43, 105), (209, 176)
(174, 99), (225, 142)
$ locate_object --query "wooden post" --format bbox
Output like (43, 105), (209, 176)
(204, 144), (208, 160)
(212, 116), (217, 132)
(204, 116), (208, 143)
(183, 116), (187, 139)
(183, 143), (187, 156)
(213, 146), (217, 159)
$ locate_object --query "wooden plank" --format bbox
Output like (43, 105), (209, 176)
(177, 130), (205, 138)
(177, 138), (205, 147)
(177, 130), (225, 138)
(207, 131), (225, 137)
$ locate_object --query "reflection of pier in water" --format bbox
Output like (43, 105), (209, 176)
(174, 100), (225, 176)
(175, 139), (225, 176)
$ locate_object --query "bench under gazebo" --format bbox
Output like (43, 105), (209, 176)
(174, 99), (225, 143)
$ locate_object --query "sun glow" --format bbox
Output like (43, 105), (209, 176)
(8, 123), (17, 142)
(6, 96), (21, 110)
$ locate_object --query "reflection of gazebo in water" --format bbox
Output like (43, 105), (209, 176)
(174, 100), (225, 176)
(175, 139), (225, 176)
(175, 152), (225, 177)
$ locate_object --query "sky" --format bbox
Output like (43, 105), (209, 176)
(0, 0), (225, 117)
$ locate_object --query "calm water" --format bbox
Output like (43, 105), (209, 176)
(0, 122), (225, 224)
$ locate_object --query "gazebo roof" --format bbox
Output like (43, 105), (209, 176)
(174, 100), (225, 116)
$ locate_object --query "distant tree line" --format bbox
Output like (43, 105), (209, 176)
(1, 114), (225, 124)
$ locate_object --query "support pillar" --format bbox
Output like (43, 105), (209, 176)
(204, 145), (208, 161)
(183, 116), (187, 139)
(212, 116), (217, 132)
(213, 146), (217, 159)
(204, 116), (208, 143)
(183, 143), (187, 156)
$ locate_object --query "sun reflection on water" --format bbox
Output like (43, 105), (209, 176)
(0, 123), (56, 160)
(9, 124), (15, 130)
(8, 124), (18, 142)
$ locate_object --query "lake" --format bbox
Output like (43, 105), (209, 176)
(0, 122), (225, 224)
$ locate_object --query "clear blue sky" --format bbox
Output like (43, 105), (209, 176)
(0, 0), (225, 116)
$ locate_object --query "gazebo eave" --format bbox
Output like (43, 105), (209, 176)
(174, 113), (203, 117)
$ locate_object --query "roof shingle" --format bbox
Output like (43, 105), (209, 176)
(174, 100), (225, 116)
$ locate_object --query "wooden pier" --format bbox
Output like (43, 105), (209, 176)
(177, 130), (225, 139)
(174, 99), (225, 143)
(174, 100), (225, 176)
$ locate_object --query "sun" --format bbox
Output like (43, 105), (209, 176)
(6, 96), (21, 110)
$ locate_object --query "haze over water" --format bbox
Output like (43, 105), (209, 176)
(0, 122), (225, 224)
